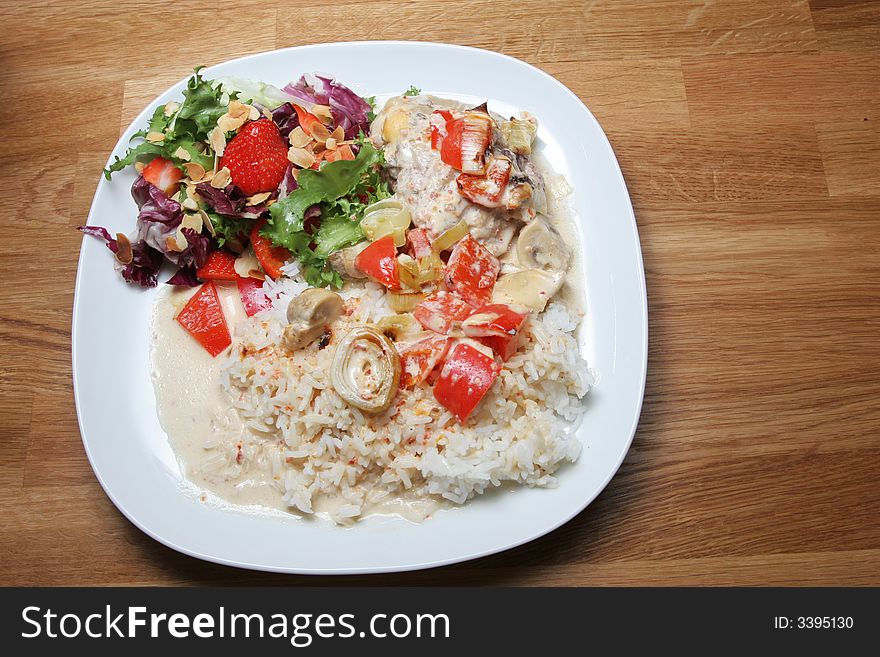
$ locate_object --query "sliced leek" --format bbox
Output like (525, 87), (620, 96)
(501, 117), (538, 155)
(432, 220), (469, 253)
(361, 199), (411, 247)
(387, 290), (424, 313)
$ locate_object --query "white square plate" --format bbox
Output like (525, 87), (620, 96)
(73, 42), (647, 574)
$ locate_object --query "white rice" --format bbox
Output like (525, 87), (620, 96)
(210, 263), (592, 524)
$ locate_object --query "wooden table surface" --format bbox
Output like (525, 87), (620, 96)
(1, 0), (878, 586)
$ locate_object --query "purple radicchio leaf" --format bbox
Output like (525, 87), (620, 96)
(195, 182), (267, 219)
(269, 102), (300, 140)
(282, 74), (371, 140)
(277, 163), (299, 199)
(77, 225), (163, 288)
(166, 265), (200, 287)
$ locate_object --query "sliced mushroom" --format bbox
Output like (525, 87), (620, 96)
(328, 241), (369, 279)
(491, 269), (563, 312)
(517, 217), (571, 273)
(283, 288), (344, 352)
(331, 327), (401, 414)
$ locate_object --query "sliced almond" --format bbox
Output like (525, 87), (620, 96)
(145, 131), (165, 143)
(183, 162), (206, 181)
(182, 197), (199, 211)
(288, 146), (316, 169)
(309, 120), (332, 144)
(199, 209), (216, 236)
(248, 269), (267, 281)
(114, 233), (133, 265)
(171, 190), (182, 203)
(247, 191), (272, 205)
(166, 232), (188, 253)
(288, 126), (312, 148)
(330, 125), (344, 142)
(227, 100), (249, 119)
(134, 161), (146, 174)
(233, 249), (261, 278)
(311, 104), (333, 123)
(218, 113), (247, 133)
(207, 127), (226, 157)
(261, 107), (274, 120)
(325, 137), (337, 150)
(248, 105), (261, 121)
(163, 101), (180, 117)
(210, 167), (232, 189)
(173, 146), (192, 162)
(180, 212), (203, 234)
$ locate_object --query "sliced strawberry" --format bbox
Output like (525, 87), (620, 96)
(399, 336), (451, 388)
(443, 234), (500, 308)
(461, 303), (529, 361)
(142, 157), (183, 196)
(250, 219), (291, 280)
(413, 291), (473, 335)
(219, 119), (289, 196)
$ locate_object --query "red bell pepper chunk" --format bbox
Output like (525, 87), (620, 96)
(250, 219), (291, 280)
(439, 117), (464, 170)
(430, 109), (454, 150)
(443, 234), (500, 308)
(399, 336), (451, 389)
(237, 276), (272, 317)
(405, 228), (433, 260)
(354, 235), (400, 289)
(175, 282), (232, 357)
(293, 103), (326, 138)
(413, 291), (473, 335)
(457, 157), (512, 208)
(433, 342), (501, 423)
(196, 249), (238, 281)
(461, 303), (529, 361)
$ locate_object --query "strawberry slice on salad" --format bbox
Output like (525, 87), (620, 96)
(219, 118), (289, 196)
(141, 157), (183, 196)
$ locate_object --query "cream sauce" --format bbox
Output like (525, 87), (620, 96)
(150, 287), (439, 522)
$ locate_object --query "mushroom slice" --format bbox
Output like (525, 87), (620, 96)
(331, 327), (401, 414)
(516, 217), (571, 273)
(283, 288), (344, 352)
(491, 269), (563, 313)
(328, 241), (370, 279)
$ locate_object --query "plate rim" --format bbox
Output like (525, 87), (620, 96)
(72, 40), (648, 575)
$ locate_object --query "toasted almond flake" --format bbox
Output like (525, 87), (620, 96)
(234, 249), (261, 278)
(199, 209), (216, 236)
(208, 127), (226, 157)
(163, 101), (180, 117)
(247, 191), (272, 205)
(288, 146), (315, 168)
(166, 232), (187, 253)
(181, 212), (203, 234)
(288, 126), (312, 148)
(183, 162), (206, 180)
(266, 199), (276, 207)
(325, 137), (337, 150)
(227, 100), (249, 119)
(114, 233), (133, 265)
(248, 105), (261, 121)
(261, 107), (274, 120)
(146, 131), (165, 143)
(309, 120), (332, 144)
(173, 146), (192, 162)
(218, 113), (247, 133)
(199, 169), (216, 183)
(182, 197), (199, 211)
(331, 125), (344, 142)
(311, 104), (333, 123)
(134, 161), (146, 174)
(171, 191), (182, 203)
(248, 269), (267, 281)
(211, 167), (232, 189)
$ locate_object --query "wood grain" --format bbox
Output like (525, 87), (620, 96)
(1, 0), (878, 586)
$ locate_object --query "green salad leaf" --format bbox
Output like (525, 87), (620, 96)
(264, 139), (390, 287)
(103, 66), (232, 179)
(404, 85), (421, 96)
